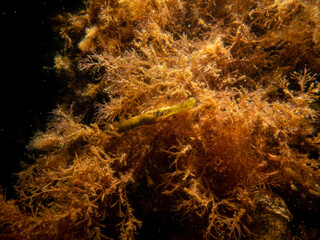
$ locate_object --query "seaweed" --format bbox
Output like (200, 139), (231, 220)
(1, 0), (320, 239)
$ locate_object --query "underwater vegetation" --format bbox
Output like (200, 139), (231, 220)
(1, 0), (320, 239)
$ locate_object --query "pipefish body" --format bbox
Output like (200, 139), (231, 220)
(118, 97), (196, 132)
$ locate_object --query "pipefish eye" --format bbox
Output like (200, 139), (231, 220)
(156, 110), (163, 116)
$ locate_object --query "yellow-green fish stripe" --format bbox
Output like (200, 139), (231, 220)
(118, 97), (196, 132)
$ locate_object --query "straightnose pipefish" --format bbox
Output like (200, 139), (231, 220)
(118, 97), (196, 132)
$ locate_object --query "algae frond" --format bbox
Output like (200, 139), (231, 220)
(1, 0), (320, 239)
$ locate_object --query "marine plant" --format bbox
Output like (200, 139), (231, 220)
(1, 0), (320, 239)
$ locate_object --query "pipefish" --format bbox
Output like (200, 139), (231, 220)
(118, 97), (196, 132)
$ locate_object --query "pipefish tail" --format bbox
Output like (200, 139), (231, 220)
(118, 97), (196, 132)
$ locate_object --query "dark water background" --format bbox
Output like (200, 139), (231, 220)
(0, 0), (81, 198)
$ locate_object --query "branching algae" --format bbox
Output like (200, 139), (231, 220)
(118, 97), (196, 132)
(1, 0), (320, 240)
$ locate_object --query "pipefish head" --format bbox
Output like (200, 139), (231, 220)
(155, 109), (169, 117)
(117, 97), (196, 132)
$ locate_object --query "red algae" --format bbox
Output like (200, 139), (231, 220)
(1, 0), (320, 239)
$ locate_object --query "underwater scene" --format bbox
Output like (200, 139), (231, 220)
(1, 0), (320, 239)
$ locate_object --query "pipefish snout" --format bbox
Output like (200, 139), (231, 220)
(118, 97), (196, 132)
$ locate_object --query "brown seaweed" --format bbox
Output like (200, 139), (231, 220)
(1, 0), (320, 239)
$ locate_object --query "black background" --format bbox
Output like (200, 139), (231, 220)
(0, 0), (81, 198)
